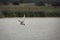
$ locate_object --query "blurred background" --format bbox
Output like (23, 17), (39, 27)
(0, 0), (60, 40)
(0, 0), (60, 18)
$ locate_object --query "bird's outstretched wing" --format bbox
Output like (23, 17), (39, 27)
(22, 14), (25, 22)
(18, 14), (25, 23)
(18, 20), (21, 22)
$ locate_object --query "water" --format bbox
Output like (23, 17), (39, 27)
(0, 18), (60, 40)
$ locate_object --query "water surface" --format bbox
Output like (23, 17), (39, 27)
(0, 18), (60, 40)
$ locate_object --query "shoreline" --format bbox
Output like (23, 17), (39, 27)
(0, 17), (60, 19)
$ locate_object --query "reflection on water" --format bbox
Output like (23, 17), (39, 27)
(0, 18), (60, 40)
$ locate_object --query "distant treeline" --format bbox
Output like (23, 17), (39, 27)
(0, 11), (60, 18)
(35, 1), (60, 6)
(0, 0), (60, 6)
(0, 0), (60, 3)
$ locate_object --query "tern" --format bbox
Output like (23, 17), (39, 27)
(18, 14), (25, 25)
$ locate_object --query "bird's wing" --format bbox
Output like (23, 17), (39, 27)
(18, 20), (21, 22)
(18, 14), (25, 23)
(22, 14), (25, 22)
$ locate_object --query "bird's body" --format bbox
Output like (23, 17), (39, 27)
(20, 22), (25, 25)
(18, 20), (25, 25)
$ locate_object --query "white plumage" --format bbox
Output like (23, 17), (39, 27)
(18, 14), (25, 25)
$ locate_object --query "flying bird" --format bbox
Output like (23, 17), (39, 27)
(18, 14), (25, 25)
